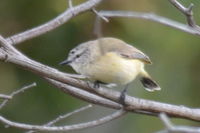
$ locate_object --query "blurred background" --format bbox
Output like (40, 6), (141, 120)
(0, 0), (200, 132)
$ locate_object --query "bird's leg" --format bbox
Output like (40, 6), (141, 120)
(86, 80), (103, 89)
(119, 84), (129, 105)
(93, 81), (101, 89)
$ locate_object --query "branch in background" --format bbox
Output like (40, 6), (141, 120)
(92, 8), (109, 23)
(93, 16), (103, 38)
(0, 83), (37, 110)
(5, 0), (103, 45)
(26, 104), (93, 133)
(93, 9), (114, 55)
(168, 0), (200, 29)
(0, 110), (126, 132)
(157, 113), (200, 133)
(99, 10), (200, 36)
(6, 0), (200, 45)
(45, 104), (93, 126)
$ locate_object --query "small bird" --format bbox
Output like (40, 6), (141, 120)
(60, 37), (160, 103)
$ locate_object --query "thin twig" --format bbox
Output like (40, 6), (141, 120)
(0, 94), (12, 100)
(5, 0), (103, 45)
(46, 104), (93, 126)
(26, 104), (93, 133)
(159, 113), (173, 129)
(99, 10), (200, 36)
(92, 8), (109, 22)
(0, 82), (37, 110)
(0, 109), (126, 132)
(68, 0), (73, 9)
(93, 14), (106, 55)
(169, 0), (200, 30)
(68, 0), (75, 16)
(93, 16), (103, 38)
(157, 113), (200, 133)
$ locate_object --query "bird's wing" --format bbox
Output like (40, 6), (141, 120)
(115, 44), (152, 64)
(97, 37), (152, 64)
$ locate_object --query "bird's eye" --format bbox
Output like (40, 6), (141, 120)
(71, 51), (75, 54)
(76, 55), (80, 58)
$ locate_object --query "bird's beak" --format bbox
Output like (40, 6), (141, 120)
(59, 59), (72, 65)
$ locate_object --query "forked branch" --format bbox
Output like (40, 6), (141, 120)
(157, 113), (200, 133)
(0, 0), (200, 132)
(0, 83), (37, 110)
(5, 0), (103, 45)
(0, 109), (126, 132)
(169, 0), (200, 29)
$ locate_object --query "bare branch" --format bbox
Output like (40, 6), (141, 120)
(27, 104), (93, 133)
(159, 113), (174, 129)
(0, 34), (200, 121)
(5, 0), (103, 45)
(92, 8), (109, 22)
(0, 35), (22, 55)
(0, 109), (126, 132)
(93, 12), (108, 54)
(157, 113), (200, 133)
(93, 16), (103, 38)
(0, 94), (12, 100)
(99, 11), (200, 36)
(68, 0), (73, 9)
(168, 0), (199, 29)
(46, 104), (93, 126)
(45, 78), (122, 109)
(0, 82), (37, 110)
(46, 79), (166, 118)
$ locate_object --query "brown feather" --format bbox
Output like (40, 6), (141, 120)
(95, 37), (152, 64)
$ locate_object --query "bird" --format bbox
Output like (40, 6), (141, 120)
(60, 37), (161, 104)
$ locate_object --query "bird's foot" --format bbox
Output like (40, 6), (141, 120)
(87, 81), (105, 89)
(119, 85), (129, 106)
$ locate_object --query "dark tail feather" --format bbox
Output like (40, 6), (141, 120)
(140, 77), (161, 92)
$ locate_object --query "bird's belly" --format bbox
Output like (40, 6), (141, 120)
(82, 53), (144, 85)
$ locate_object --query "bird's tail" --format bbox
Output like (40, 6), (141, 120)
(139, 69), (161, 92)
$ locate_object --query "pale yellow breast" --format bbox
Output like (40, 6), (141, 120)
(82, 52), (144, 85)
